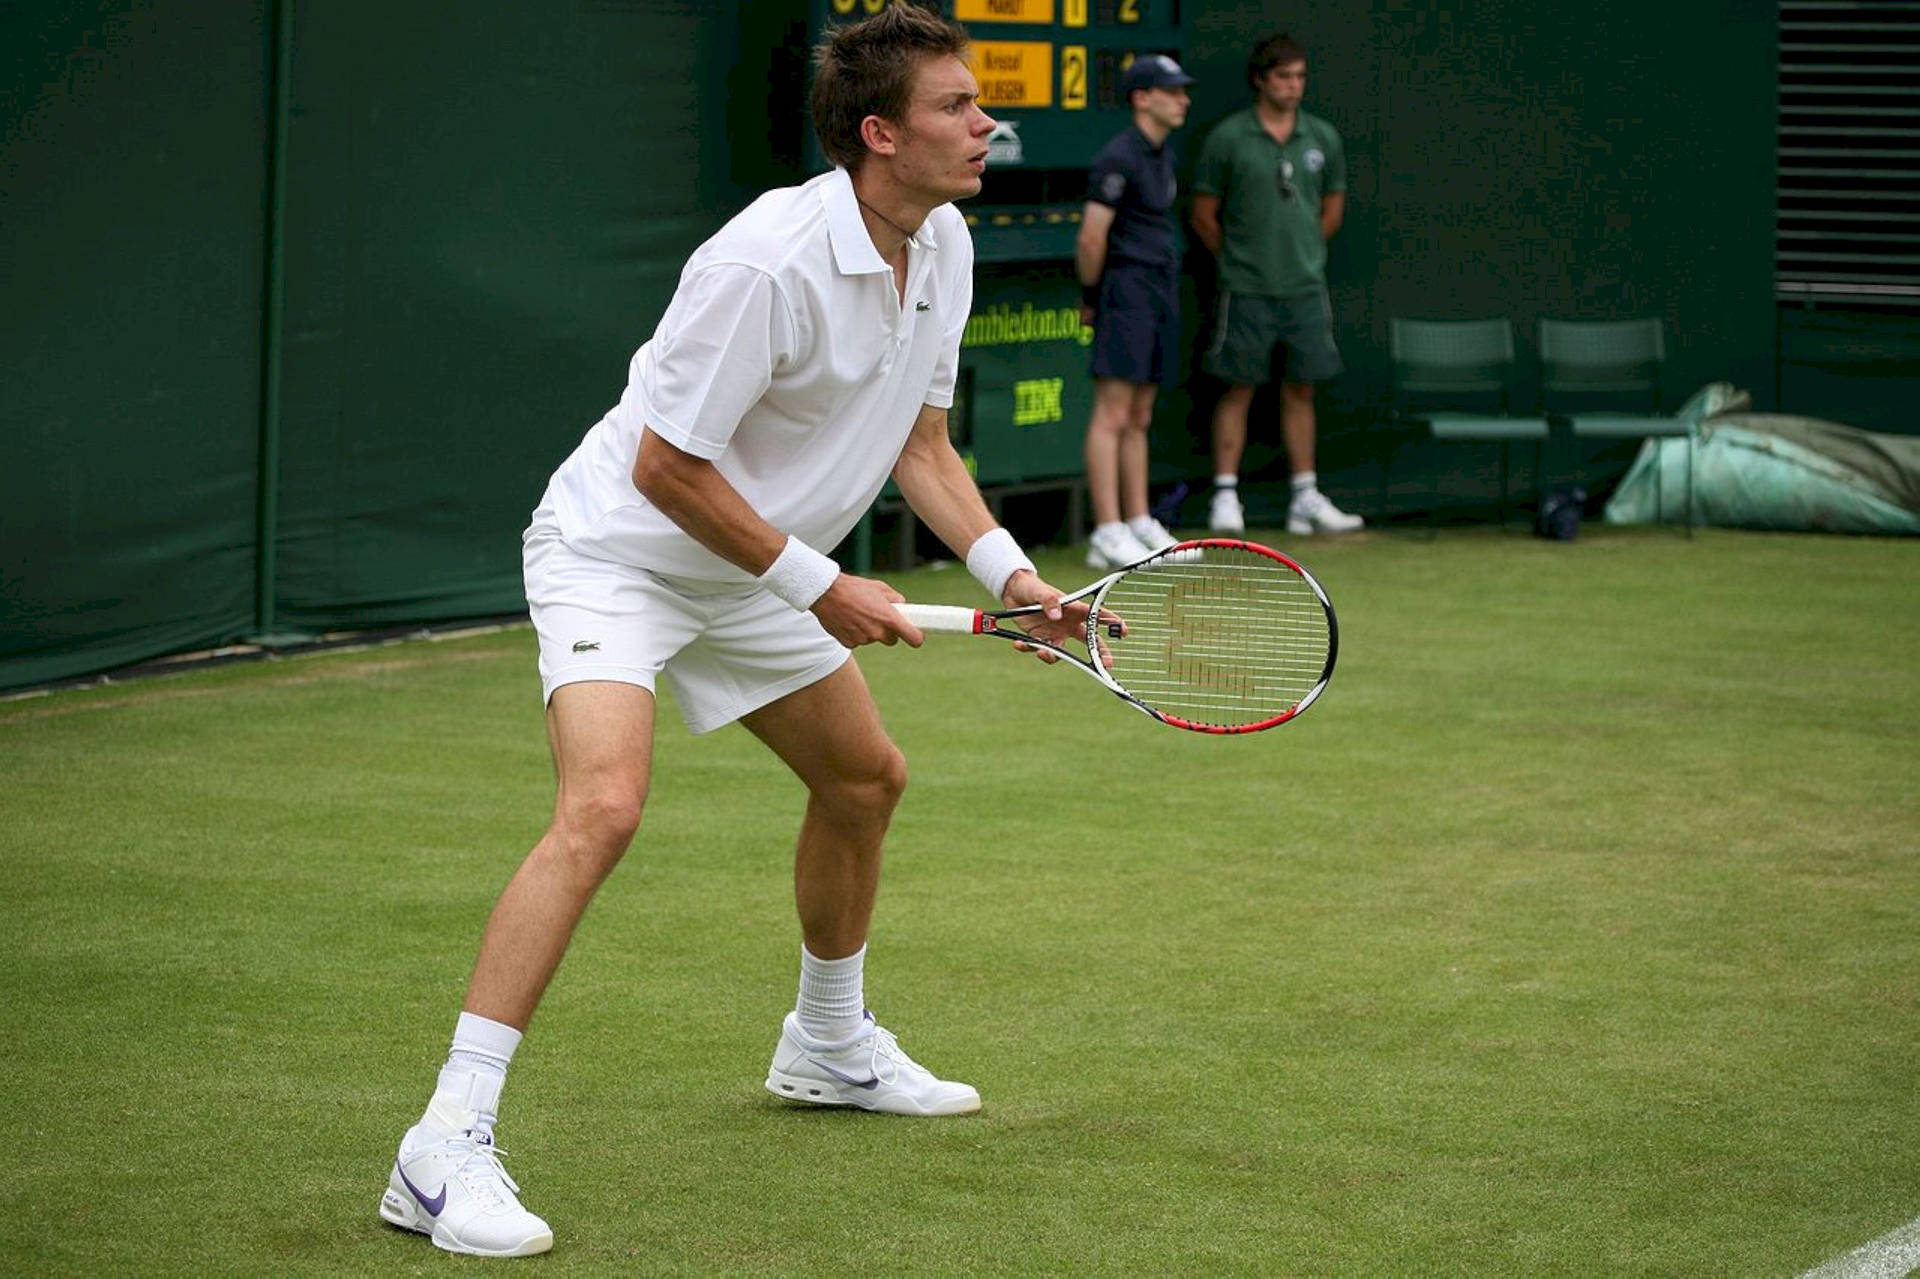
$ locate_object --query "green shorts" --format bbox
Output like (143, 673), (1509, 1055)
(1202, 288), (1344, 386)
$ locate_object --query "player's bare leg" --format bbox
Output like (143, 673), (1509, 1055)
(745, 660), (980, 1115)
(380, 680), (654, 1257)
(742, 660), (903, 960)
(466, 681), (657, 1027)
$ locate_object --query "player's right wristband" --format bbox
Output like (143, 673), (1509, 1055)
(758, 535), (840, 611)
(966, 527), (1036, 601)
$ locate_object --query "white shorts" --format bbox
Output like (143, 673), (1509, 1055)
(523, 521), (850, 735)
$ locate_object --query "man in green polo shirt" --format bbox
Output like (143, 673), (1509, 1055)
(1192, 32), (1363, 535)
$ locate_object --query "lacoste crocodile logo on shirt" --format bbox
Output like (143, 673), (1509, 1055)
(571, 640), (601, 653)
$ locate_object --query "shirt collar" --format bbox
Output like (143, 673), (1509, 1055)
(1129, 122), (1167, 155)
(823, 166), (939, 276)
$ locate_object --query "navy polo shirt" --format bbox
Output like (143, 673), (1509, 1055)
(1087, 124), (1180, 271)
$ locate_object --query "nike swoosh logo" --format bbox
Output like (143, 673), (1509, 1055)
(812, 1060), (881, 1090)
(397, 1163), (447, 1216)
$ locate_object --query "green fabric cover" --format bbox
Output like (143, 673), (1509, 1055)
(1604, 384), (1920, 534)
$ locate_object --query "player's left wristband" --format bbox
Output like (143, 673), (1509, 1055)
(758, 535), (840, 611)
(966, 527), (1036, 601)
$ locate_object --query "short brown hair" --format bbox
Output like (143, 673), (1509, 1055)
(1246, 32), (1307, 90)
(811, 3), (970, 171)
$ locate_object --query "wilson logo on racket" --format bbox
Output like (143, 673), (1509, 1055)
(892, 539), (1337, 735)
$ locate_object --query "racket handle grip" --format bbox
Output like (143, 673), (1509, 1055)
(893, 603), (985, 635)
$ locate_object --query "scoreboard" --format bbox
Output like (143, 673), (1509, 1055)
(813, 0), (1188, 262)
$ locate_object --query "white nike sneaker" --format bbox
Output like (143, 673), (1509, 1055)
(1286, 488), (1365, 535)
(1086, 522), (1154, 570)
(380, 1123), (554, 1257)
(1127, 516), (1181, 555)
(766, 1011), (981, 1116)
(1208, 487), (1245, 533)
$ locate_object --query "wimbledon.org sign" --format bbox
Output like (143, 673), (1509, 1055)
(963, 302), (1092, 349)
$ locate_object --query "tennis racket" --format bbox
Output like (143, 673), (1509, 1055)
(894, 538), (1337, 734)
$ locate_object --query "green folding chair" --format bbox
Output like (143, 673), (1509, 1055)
(1389, 317), (1550, 532)
(1539, 317), (1695, 534)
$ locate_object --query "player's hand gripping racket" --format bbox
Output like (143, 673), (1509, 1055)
(895, 539), (1337, 734)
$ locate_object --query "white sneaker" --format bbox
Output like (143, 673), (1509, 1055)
(1286, 488), (1365, 535)
(1127, 516), (1180, 555)
(1208, 487), (1245, 533)
(766, 1011), (981, 1116)
(380, 1123), (554, 1257)
(1085, 522), (1154, 570)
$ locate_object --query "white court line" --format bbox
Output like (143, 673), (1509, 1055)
(1800, 1215), (1920, 1279)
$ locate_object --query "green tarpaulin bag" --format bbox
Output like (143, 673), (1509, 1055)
(1604, 384), (1920, 535)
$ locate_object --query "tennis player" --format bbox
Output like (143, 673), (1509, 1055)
(376, 6), (1077, 1257)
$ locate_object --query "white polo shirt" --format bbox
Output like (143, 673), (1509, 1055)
(539, 166), (973, 583)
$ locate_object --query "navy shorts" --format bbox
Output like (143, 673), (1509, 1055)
(1090, 264), (1181, 385)
(1203, 287), (1344, 386)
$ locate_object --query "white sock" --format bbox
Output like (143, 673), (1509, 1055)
(796, 944), (866, 1044)
(1094, 519), (1130, 541)
(1291, 471), (1317, 496)
(424, 1011), (522, 1138)
(1126, 515), (1163, 540)
(1213, 474), (1237, 490)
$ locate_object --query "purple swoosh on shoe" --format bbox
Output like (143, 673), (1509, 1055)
(812, 1061), (881, 1090)
(397, 1162), (447, 1216)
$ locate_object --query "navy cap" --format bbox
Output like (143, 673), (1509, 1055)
(1121, 54), (1196, 96)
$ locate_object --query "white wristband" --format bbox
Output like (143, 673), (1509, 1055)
(757, 535), (840, 611)
(965, 527), (1035, 601)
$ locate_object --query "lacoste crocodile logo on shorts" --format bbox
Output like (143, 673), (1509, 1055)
(571, 640), (601, 653)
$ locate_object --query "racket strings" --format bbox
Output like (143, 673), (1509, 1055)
(1098, 550), (1332, 727)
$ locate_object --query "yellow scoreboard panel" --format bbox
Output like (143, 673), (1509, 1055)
(954, 0), (1054, 21)
(970, 41), (1055, 108)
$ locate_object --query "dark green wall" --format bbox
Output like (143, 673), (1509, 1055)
(3, 2), (267, 683)
(268, 0), (753, 629)
(3, 1), (766, 689)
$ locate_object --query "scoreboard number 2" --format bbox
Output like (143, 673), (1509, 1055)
(1061, 46), (1088, 109)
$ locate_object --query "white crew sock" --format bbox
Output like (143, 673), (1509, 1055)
(1291, 470), (1318, 496)
(423, 1011), (522, 1138)
(796, 944), (866, 1044)
(1213, 474), (1237, 490)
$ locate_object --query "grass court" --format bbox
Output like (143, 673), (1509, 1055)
(2, 525), (1914, 1275)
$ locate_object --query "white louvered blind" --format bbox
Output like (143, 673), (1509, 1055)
(1777, 1), (1920, 307)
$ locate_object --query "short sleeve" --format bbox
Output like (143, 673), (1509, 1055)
(1087, 152), (1129, 208)
(640, 263), (796, 459)
(926, 219), (974, 409)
